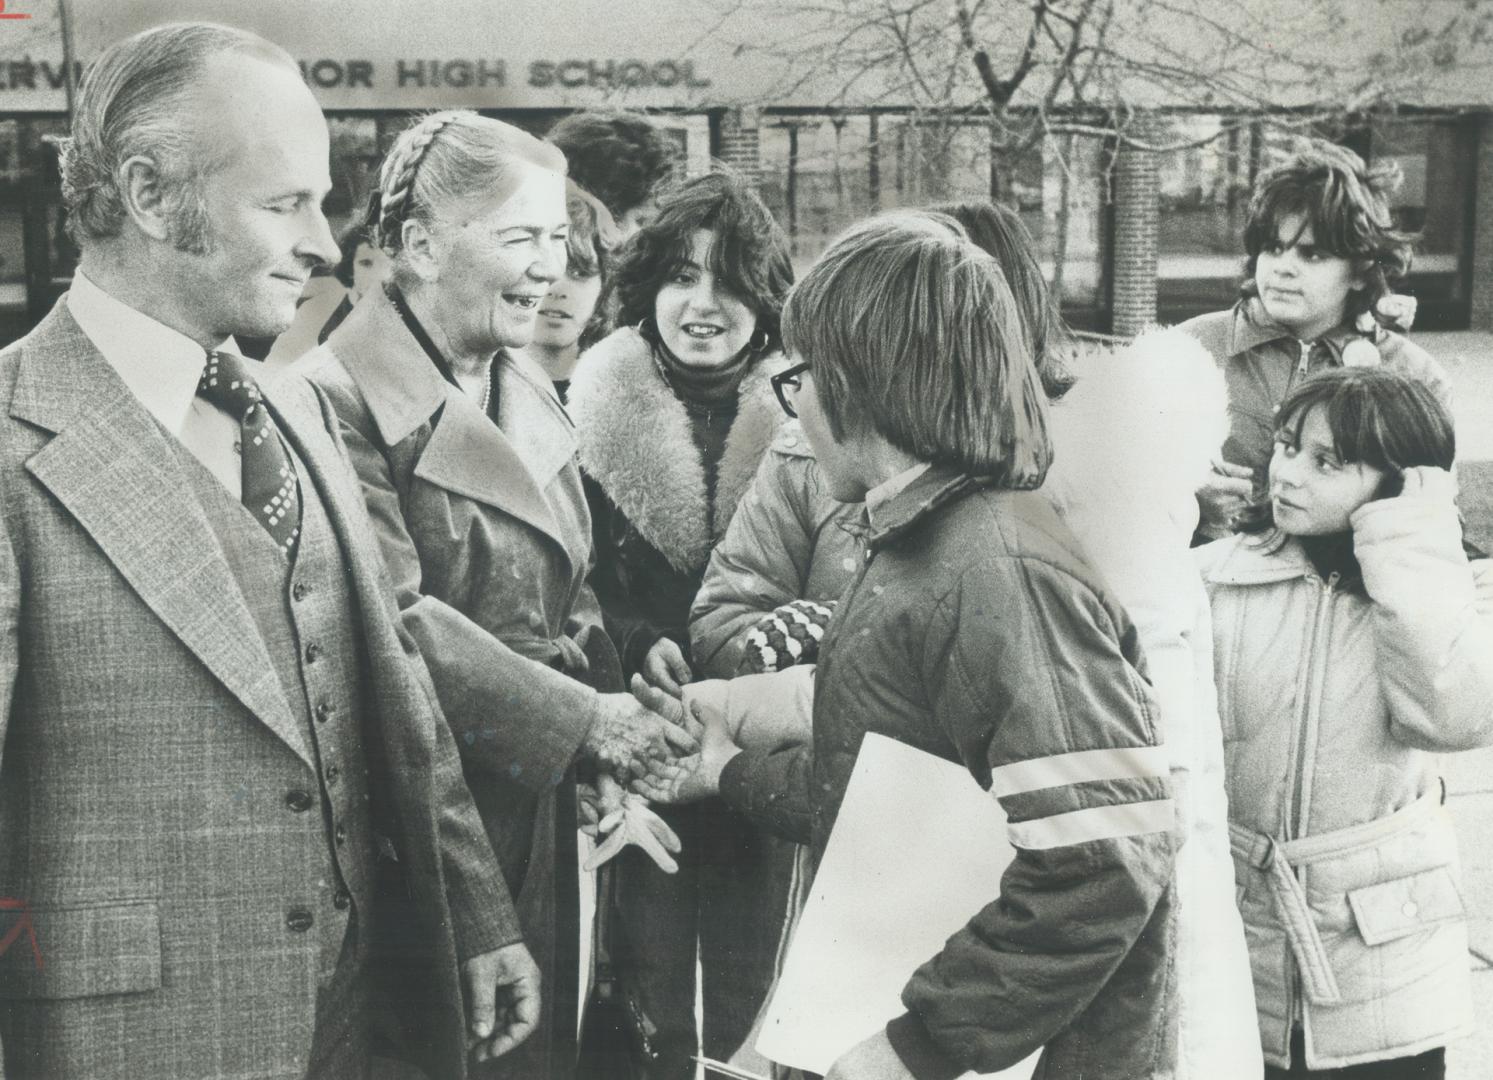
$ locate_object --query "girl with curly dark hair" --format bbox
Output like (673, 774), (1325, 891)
(567, 169), (795, 1080)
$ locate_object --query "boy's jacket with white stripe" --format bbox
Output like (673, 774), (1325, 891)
(719, 471), (1179, 1078)
(710, 327), (1255, 1078)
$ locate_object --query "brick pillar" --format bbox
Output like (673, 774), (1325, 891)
(719, 106), (762, 185)
(1471, 116), (1493, 331)
(1110, 119), (1161, 337)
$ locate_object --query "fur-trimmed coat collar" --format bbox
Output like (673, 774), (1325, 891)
(568, 326), (788, 575)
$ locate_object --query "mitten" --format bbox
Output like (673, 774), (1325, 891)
(739, 598), (837, 674)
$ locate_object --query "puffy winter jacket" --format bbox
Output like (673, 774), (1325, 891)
(1196, 470), (1493, 1070)
(695, 329), (1258, 1077)
(720, 464), (1179, 1079)
(688, 421), (860, 677)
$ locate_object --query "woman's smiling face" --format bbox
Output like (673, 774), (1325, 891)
(431, 161), (569, 353)
(654, 229), (757, 369)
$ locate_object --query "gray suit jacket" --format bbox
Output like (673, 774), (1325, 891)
(0, 299), (517, 1079)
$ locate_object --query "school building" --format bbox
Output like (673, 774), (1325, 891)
(0, 0), (1488, 342)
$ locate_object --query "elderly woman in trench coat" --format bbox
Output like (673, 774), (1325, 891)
(298, 110), (693, 1079)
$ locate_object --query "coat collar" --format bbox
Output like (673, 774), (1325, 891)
(568, 326), (788, 575)
(13, 299), (318, 767)
(864, 463), (996, 550)
(1199, 530), (1316, 586)
(321, 286), (574, 559)
(1224, 297), (1358, 365)
(322, 285), (450, 448)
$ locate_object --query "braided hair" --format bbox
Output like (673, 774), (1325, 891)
(367, 110), (567, 272)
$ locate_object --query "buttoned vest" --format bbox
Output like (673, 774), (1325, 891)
(171, 437), (374, 984)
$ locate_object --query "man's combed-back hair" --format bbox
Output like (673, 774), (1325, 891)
(783, 210), (1052, 488)
(370, 110), (566, 271)
(546, 110), (677, 220)
(609, 170), (793, 355)
(1242, 139), (1415, 320)
(52, 22), (296, 252)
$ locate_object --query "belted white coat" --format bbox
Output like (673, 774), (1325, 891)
(1197, 468), (1493, 1070)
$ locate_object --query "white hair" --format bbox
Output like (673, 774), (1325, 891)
(372, 110), (566, 283)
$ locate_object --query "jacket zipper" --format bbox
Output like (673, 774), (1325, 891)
(1286, 570), (1339, 1028)
(1294, 339), (1314, 380)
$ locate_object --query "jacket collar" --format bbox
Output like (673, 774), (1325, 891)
(322, 285), (450, 448)
(568, 326), (787, 575)
(13, 299), (320, 768)
(865, 463), (996, 550)
(1224, 297), (1358, 365)
(322, 285), (574, 559)
(1200, 530), (1317, 586)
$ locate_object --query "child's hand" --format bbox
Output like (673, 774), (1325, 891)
(1393, 465), (1458, 505)
(630, 698), (741, 805)
(1350, 465), (1463, 571)
(641, 637), (692, 698)
(1196, 461), (1255, 536)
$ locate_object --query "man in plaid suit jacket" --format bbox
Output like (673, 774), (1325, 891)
(0, 23), (536, 1079)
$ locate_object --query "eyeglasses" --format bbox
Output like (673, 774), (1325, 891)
(771, 361), (810, 418)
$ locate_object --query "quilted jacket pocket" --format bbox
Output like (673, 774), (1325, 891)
(1348, 867), (1465, 947)
(0, 900), (161, 999)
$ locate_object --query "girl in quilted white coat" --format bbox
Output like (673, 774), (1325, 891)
(1197, 366), (1493, 1076)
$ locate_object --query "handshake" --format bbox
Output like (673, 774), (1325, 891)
(577, 670), (742, 875)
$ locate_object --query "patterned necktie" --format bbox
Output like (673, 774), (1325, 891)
(196, 351), (301, 559)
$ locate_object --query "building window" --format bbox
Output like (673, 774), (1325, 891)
(0, 120), (23, 317)
(1155, 115), (1260, 322)
(1371, 116), (1474, 329)
(758, 113), (1103, 321)
(325, 116), (381, 243)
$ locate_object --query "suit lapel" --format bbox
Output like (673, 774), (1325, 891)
(15, 302), (312, 767)
(260, 373), (436, 767)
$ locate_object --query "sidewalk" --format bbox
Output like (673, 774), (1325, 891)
(1417, 332), (1493, 1076)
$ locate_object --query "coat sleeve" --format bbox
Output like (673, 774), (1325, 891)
(322, 377), (600, 791)
(1352, 467), (1493, 752)
(716, 743), (815, 845)
(884, 555), (1178, 1080)
(306, 379), (521, 960)
(689, 450), (822, 677)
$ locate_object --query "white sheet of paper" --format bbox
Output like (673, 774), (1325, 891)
(755, 732), (1041, 1079)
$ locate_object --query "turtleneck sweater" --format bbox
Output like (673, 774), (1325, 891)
(1300, 530), (1363, 592)
(652, 338), (753, 529)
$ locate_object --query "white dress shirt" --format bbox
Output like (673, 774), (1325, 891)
(67, 269), (245, 498)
